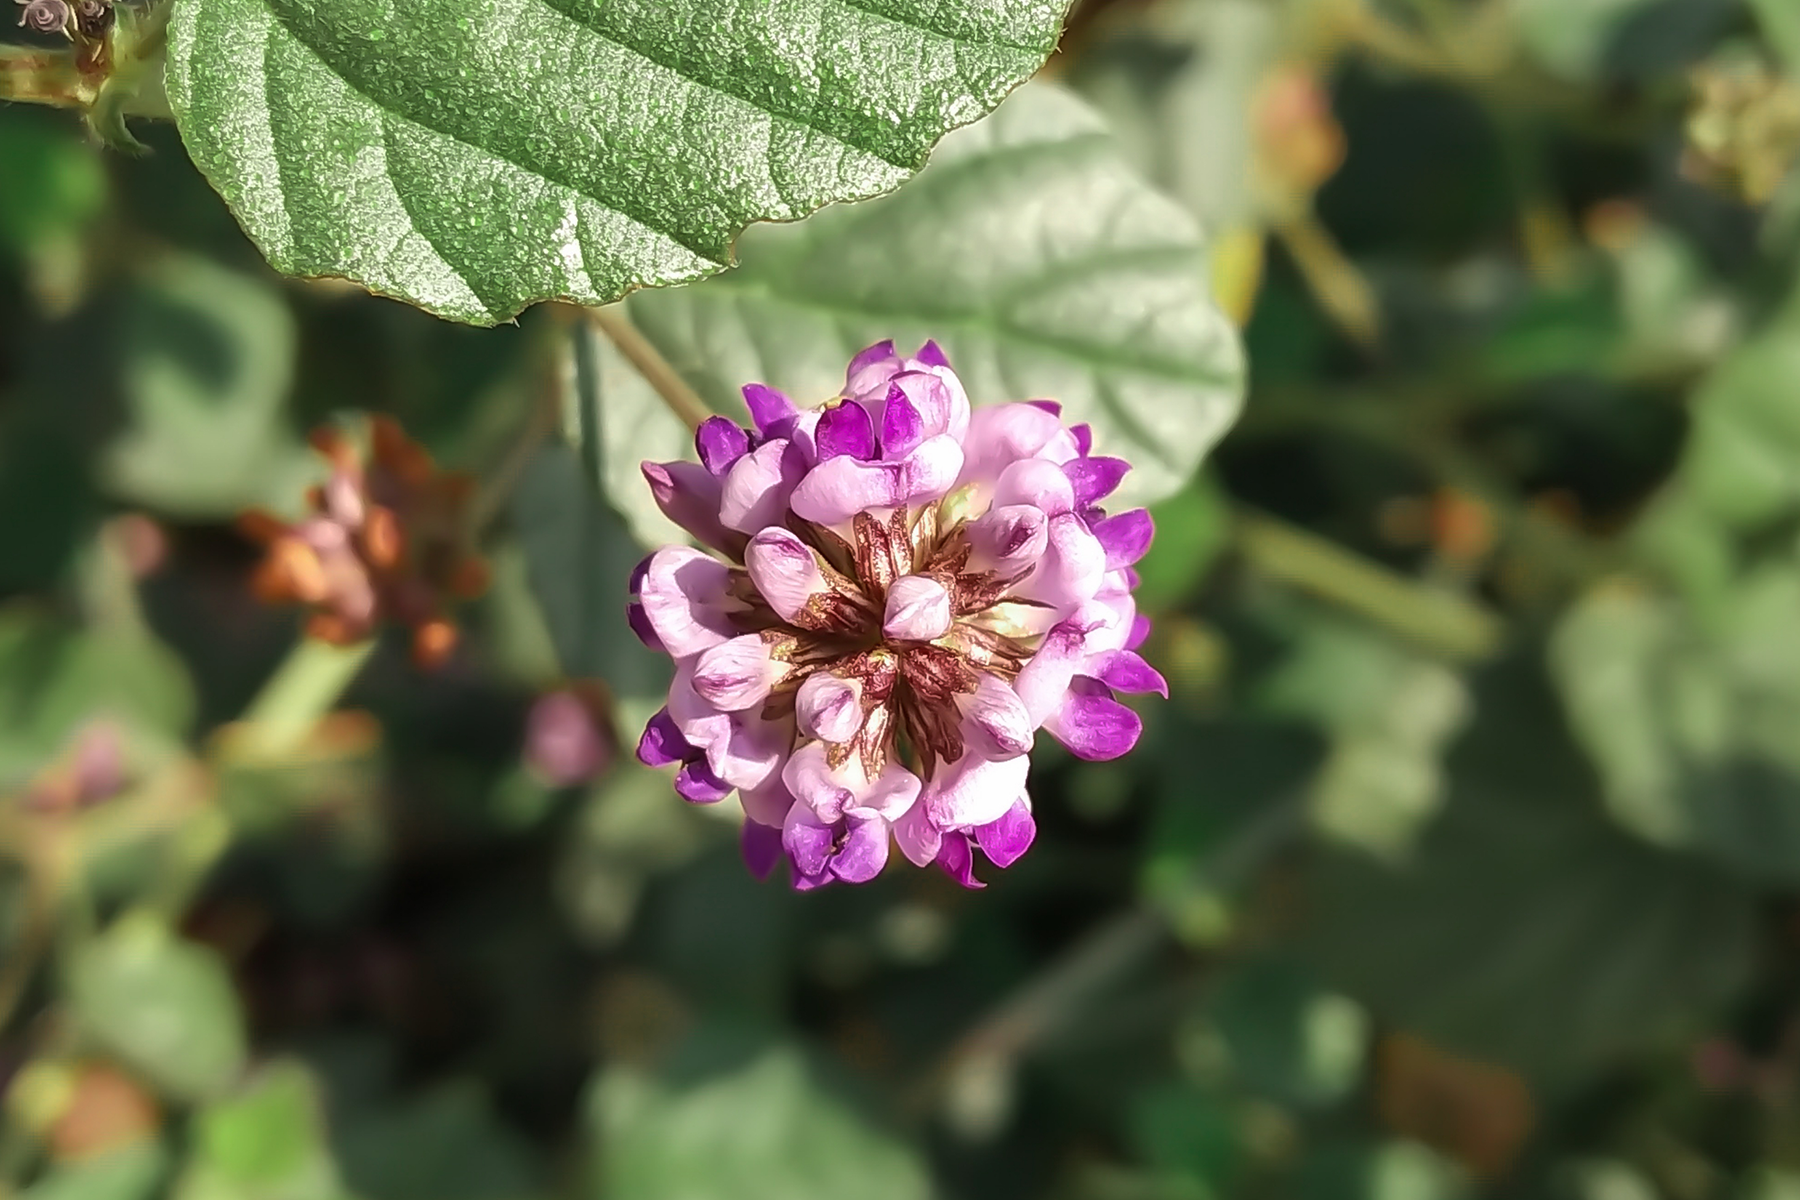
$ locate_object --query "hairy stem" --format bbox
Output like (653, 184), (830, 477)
(588, 304), (713, 432)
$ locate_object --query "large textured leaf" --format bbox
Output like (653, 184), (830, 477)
(163, 0), (1067, 324)
(598, 80), (1243, 541)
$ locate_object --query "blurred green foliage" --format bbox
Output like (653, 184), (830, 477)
(10, 0), (1800, 1198)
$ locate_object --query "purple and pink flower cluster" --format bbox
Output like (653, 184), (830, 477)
(629, 342), (1164, 889)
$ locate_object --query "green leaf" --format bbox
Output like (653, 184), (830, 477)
(336, 1083), (538, 1200)
(608, 81), (1243, 512)
(69, 912), (248, 1103)
(1302, 778), (1755, 1084)
(163, 0), (1067, 325)
(588, 1048), (931, 1200)
(1259, 617), (1470, 861)
(23, 1144), (170, 1200)
(511, 441), (670, 738)
(174, 1062), (355, 1200)
(1551, 574), (1800, 881)
(0, 607), (195, 782)
(103, 255), (318, 519)
(1680, 315), (1800, 528)
(1207, 957), (1369, 1108)
(1508, 0), (1662, 81)
(0, 107), (107, 259)
(1752, 0), (1800, 73)
(1067, 0), (1278, 229)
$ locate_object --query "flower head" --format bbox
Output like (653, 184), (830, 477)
(632, 342), (1165, 889)
(240, 415), (488, 668)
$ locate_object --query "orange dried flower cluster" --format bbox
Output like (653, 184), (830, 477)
(241, 416), (488, 667)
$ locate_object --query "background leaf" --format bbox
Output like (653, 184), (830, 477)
(510, 440), (669, 739)
(600, 80), (1244, 525)
(588, 1047), (930, 1200)
(70, 913), (248, 1103)
(162, 0), (1068, 324)
(103, 255), (317, 519)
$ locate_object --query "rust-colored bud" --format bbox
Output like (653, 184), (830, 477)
(240, 415), (486, 666)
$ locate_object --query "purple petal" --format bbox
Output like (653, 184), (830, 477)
(742, 820), (784, 882)
(745, 528), (826, 621)
(1127, 615), (1151, 651)
(914, 340), (950, 368)
(1026, 399), (1063, 417)
(1070, 424), (1094, 456)
(629, 555), (653, 595)
(691, 634), (780, 711)
(719, 438), (803, 534)
(742, 383), (797, 435)
(935, 833), (983, 889)
(893, 802), (941, 867)
(857, 763), (923, 821)
(965, 675), (1033, 759)
(1095, 650), (1168, 698)
(790, 457), (904, 526)
(783, 805), (836, 879)
(830, 815), (891, 884)
(922, 751), (1030, 830)
(961, 403), (1068, 487)
(1048, 682), (1142, 761)
(641, 461), (737, 556)
(995, 458), (1075, 516)
(1091, 509), (1154, 570)
(639, 546), (737, 658)
(1017, 513), (1105, 609)
(883, 575), (953, 642)
(696, 417), (751, 477)
(889, 373), (954, 441)
(898, 434), (964, 505)
(881, 381), (927, 458)
(636, 708), (690, 768)
(796, 672), (863, 743)
(676, 759), (733, 803)
(968, 504), (1048, 572)
(1064, 457), (1130, 508)
(739, 776), (796, 828)
(974, 799), (1035, 869)
(626, 601), (663, 651)
(782, 742), (856, 823)
(847, 340), (898, 380)
(816, 401), (877, 461)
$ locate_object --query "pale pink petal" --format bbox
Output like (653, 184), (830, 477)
(639, 546), (737, 659)
(883, 575), (953, 642)
(719, 438), (803, 534)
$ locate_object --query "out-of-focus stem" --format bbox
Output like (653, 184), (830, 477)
(587, 305), (712, 433)
(1276, 211), (1383, 350)
(237, 637), (377, 760)
(1236, 508), (1505, 661)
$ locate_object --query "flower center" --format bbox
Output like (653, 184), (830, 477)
(734, 499), (1036, 781)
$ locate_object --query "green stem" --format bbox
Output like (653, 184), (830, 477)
(0, 45), (90, 108)
(587, 305), (711, 432)
(1236, 508), (1505, 661)
(237, 637), (377, 759)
